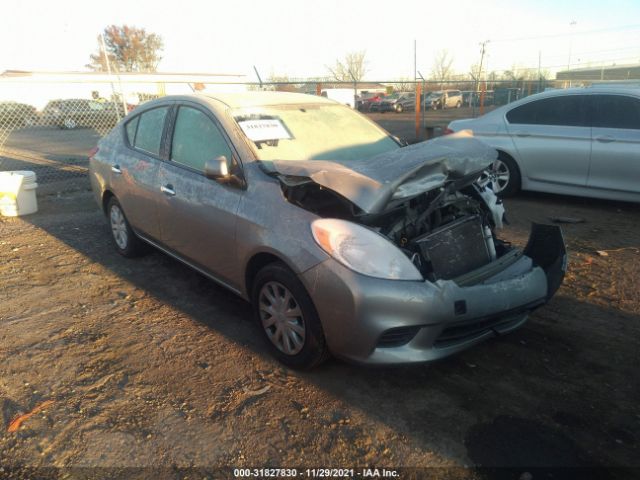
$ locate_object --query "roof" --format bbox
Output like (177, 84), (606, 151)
(504, 86), (640, 104)
(199, 91), (335, 108)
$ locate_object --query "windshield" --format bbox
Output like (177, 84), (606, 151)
(233, 104), (399, 162)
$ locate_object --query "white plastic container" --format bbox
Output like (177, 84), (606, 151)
(0, 171), (38, 216)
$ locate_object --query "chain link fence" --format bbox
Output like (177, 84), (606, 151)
(0, 75), (566, 194)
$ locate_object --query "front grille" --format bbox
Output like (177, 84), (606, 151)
(434, 300), (544, 348)
(435, 316), (521, 347)
(377, 326), (421, 348)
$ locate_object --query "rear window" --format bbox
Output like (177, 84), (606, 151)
(506, 95), (589, 127)
(592, 94), (640, 130)
(132, 107), (169, 155)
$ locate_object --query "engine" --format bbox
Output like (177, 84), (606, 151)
(376, 186), (507, 281)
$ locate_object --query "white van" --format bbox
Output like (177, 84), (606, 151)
(320, 88), (359, 109)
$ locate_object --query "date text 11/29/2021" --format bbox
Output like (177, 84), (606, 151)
(233, 468), (400, 478)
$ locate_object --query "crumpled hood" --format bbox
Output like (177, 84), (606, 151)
(270, 131), (497, 214)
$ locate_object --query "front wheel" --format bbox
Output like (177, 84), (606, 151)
(252, 262), (329, 369)
(484, 154), (521, 197)
(63, 118), (77, 129)
(107, 197), (148, 257)
(395, 104), (403, 113)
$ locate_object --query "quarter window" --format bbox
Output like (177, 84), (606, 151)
(133, 107), (169, 155)
(592, 95), (640, 130)
(125, 116), (139, 145)
(171, 106), (232, 172)
(506, 95), (589, 127)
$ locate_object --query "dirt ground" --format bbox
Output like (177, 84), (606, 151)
(0, 184), (639, 479)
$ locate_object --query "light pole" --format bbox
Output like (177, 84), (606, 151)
(567, 20), (577, 87)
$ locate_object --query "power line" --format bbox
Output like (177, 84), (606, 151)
(490, 23), (640, 43)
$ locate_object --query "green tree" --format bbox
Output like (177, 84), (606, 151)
(88, 25), (164, 73)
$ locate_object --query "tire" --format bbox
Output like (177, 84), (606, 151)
(395, 104), (403, 113)
(490, 153), (521, 197)
(106, 197), (148, 257)
(252, 262), (330, 369)
(456, 101), (461, 108)
(63, 118), (77, 129)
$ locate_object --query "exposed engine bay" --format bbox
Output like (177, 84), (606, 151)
(266, 133), (516, 282)
(279, 173), (509, 282)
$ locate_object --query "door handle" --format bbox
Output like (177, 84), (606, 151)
(514, 131), (531, 137)
(161, 185), (176, 196)
(111, 165), (122, 174)
(595, 135), (615, 143)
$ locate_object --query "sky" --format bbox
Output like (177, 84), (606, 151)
(2, 0), (640, 81)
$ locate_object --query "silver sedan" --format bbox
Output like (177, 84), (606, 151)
(447, 86), (640, 202)
(89, 92), (565, 368)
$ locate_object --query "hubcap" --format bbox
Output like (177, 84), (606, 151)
(483, 159), (510, 193)
(258, 281), (305, 355)
(110, 205), (128, 250)
(64, 118), (76, 129)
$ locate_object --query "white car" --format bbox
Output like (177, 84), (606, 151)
(447, 86), (640, 202)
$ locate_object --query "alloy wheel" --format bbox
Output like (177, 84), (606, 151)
(485, 159), (511, 193)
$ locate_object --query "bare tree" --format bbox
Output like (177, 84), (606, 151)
(430, 50), (455, 86)
(468, 62), (481, 82)
(88, 25), (164, 73)
(267, 74), (298, 92)
(392, 77), (415, 92)
(327, 51), (368, 82)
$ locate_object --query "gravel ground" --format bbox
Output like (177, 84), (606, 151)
(0, 187), (639, 479)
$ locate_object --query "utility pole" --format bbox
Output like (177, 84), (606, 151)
(100, 33), (122, 121)
(538, 50), (542, 92)
(476, 41), (489, 91)
(567, 20), (577, 87)
(477, 40), (489, 111)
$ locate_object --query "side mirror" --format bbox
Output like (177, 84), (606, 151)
(204, 156), (231, 181)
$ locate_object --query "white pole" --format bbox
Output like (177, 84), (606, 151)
(100, 34), (122, 121)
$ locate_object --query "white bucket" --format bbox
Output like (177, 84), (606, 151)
(0, 171), (38, 216)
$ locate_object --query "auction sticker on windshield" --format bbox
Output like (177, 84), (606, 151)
(237, 119), (292, 142)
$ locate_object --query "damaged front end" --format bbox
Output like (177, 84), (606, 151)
(270, 133), (567, 295)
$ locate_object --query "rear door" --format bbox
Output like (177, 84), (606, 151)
(114, 105), (170, 239)
(157, 103), (244, 287)
(588, 94), (640, 193)
(505, 94), (591, 186)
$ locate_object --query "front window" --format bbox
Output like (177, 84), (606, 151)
(171, 106), (233, 171)
(233, 103), (399, 162)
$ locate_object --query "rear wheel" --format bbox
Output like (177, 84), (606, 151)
(395, 104), (403, 113)
(107, 197), (147, 257)
(252, 262), (329, 369)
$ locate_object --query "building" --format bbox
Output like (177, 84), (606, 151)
(556, 64), (640, 83)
